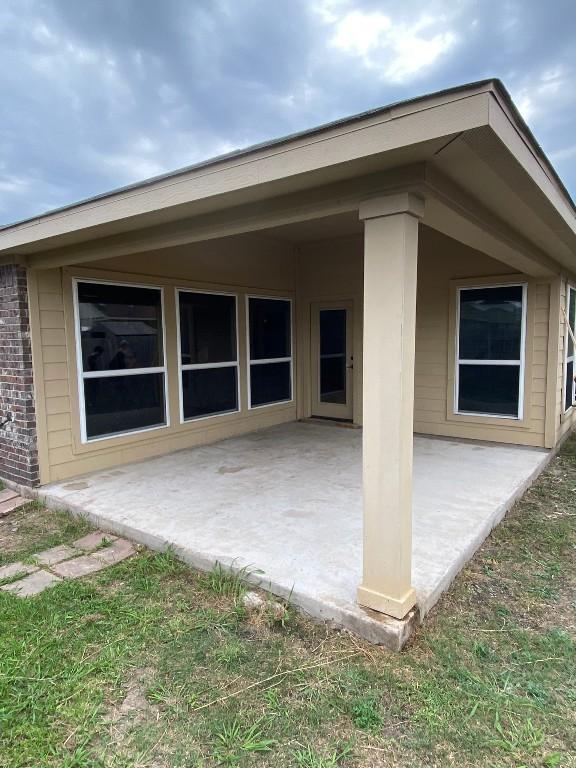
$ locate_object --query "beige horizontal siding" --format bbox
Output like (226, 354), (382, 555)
(30, 225), (560, 485)
(413, 227), (548, 447)
(32, 235), (299, 483)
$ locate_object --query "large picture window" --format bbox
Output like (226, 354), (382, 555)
(74, 280), (167, 441)
(178, 290), (239, 420)
(247, 297), (292, 408)
(564, 285), (576, 412)
(455, 284), (526, 419)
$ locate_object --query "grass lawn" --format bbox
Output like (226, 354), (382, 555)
(0, 440), (575, 768)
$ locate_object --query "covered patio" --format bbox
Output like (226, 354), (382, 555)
(3, 80), (574, 648)
(38, 421), (549, 647)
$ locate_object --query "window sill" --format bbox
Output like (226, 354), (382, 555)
(446, 410), (531, 429)
(70, 402), (297, 455)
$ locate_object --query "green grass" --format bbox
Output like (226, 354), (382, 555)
(0, 438), (575, 767)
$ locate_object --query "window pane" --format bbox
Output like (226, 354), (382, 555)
(458, 364), (520, 417)
(182, 367), (238, 419)
(459, 286), (523, 360)
(320, 309), (346, 404)
(565, 360), (574, 411)
(84, 373), (165, 439)
(249, 298), (291, 360)
(250, 362), (291, 407)
(78, 282), (163, 372)
(179, 292), (237, 365)
(568, 288), (575, 358)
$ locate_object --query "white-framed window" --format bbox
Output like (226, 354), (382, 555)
(177, 289), (240, 421)
(564, 284), (576, 412)
(247, 296), (293, 408)
(455, 283), (527, 419)
(73, 279), (168, 442)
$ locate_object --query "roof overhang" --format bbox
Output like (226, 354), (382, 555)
(0, 79), (574, 275)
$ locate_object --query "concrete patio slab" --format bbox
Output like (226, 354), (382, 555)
(38, 422), (550, 647)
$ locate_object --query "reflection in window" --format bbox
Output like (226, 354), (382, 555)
(76, 281), (167, 440)
(456, 284), (525, 418)
(78, 282), (163, 371)
(178, 291), (238, 420)
(248, 298), (292, 407)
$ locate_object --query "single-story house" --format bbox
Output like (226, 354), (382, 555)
(1, 79), (575, 646)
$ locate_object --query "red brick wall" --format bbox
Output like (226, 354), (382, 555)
(0, 264), (39, 486)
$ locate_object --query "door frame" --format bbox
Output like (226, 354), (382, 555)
(310, 300), (354, 420)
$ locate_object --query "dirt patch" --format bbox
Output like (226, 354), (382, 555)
(0, 503), (53, 558)
(106, 667), (158, 745)
(0, 503), (92, 568)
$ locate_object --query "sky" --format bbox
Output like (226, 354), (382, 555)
(1, 0), (575, 225)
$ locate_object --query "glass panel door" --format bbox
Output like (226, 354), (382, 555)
(320, 309), (347, 405)
(311, 302), (353, 420)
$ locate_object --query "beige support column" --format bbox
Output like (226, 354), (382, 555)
(357, 192), (424, 620)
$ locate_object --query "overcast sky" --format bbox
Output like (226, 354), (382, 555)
(1, 0), (575, 225)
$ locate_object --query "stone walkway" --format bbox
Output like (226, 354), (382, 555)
(0, 530), (136, 597)
(0, 488), (29, 517)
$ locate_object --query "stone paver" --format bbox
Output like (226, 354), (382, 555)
(3, 530), (137, 597)
(35, 544), (78, 566)
(51, 554), (110, 578)
(0, 561), (38, 580)
(0, 496), (28, 517)
(71, 530), (117, 550)
(93, 538), (135, 565)
(0, 489), (18, 504)
(1, 570), (61, 596)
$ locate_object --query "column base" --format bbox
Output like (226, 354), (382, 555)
(357, 584), (417, 619)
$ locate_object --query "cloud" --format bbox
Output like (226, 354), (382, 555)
(327, 9), (457, 83)
(512, 67), (567, 122)
(0, 0), (574, 225)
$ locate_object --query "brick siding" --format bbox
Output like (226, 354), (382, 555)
(0, 265), (39, 486)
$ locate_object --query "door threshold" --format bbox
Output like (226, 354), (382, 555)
(300, 417), (361, 429)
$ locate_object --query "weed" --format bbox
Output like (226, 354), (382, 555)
(491, 712), (544, 756)
(212, 717), (275, 764)
(213, 640), (247, 668)
(198, 561), (260, 601)
(293, 740), (354, 767)
(350, 694), (382, 731)
(146, 682), (172, 705)
(0, 570), (29, 587)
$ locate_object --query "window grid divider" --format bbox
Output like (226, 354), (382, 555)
(249, 356), (292, 366)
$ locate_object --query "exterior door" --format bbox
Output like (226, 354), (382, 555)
(311, 302), (354, 420)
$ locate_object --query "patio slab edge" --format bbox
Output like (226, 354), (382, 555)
(36, 490), (417, 650)
(419, 445), (552, 617)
